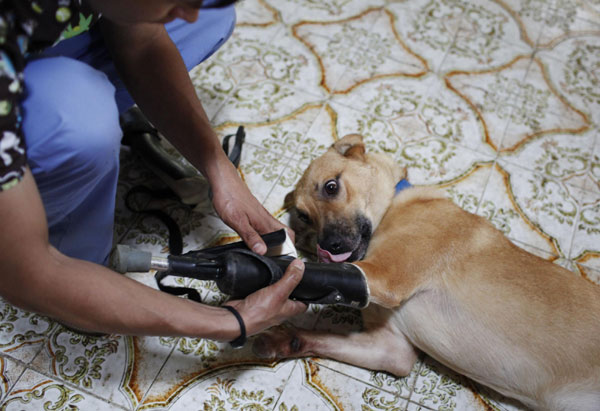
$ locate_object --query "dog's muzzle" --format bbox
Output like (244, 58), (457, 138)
(318, 214), (372, 263)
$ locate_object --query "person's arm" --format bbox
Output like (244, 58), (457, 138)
(100, 20), (290, 254)
(0, 169), (306, 338)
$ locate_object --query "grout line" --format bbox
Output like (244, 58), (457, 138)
(135, 338), (182, 411)
(0, 353), (30, 406)
(566, 127), (600, 261)
(558, 182), (581, 262)
(474, 157), (499, 217)
(404, 358), (425, 410)
(270, 360), (301, 411)
(508, 236), (556, 259)
(434, 4), (469, 76)
(260, 156), (299, 208)
(308, 358), (415, 405)
(491, 85), (524, 155)
(532, 7), (551, 51)
(406, 398), (438, 410)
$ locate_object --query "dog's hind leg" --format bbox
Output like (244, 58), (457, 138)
(252, 305), (418, 376)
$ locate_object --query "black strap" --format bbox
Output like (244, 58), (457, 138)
(222, 305), (247, 348)
(154, 270), (203, 302)
(124, 185), (203, 300)
(221, 126), (245, 168)
(124, 186), (183, 255)
(120, 107), (157, 140)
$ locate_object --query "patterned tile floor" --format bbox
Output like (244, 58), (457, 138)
(1, 0), (599, 410)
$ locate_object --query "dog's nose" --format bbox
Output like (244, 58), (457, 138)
(320, 233), (349, 254)
(321, 237), (342, 253)
(330, 241), (342, 252)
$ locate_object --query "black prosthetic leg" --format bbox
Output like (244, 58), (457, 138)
(114, 230), (369, 308)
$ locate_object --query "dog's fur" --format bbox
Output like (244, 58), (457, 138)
(253, 135), (600, 411)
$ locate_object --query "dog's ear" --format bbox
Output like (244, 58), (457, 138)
(332, 134), (365, 160)
(284, 190), (295, 208)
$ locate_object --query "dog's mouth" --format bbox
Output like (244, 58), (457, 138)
(316, 245), (353, 263)
(316, 215), (372, 263)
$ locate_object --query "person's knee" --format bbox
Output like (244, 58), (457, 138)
(23, 57), (122, 176)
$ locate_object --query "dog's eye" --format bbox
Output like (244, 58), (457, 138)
(297, 210), (311, 224)
(324, 179), (338, 196)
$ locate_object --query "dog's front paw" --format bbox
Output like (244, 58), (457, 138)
(252, 325), (304, 359)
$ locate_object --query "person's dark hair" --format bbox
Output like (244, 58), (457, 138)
(200, 0), (239, 8)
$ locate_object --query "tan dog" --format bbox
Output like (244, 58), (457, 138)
(253, 134), (600, 411)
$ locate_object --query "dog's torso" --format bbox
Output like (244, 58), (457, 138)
(357, 187), (600, 409)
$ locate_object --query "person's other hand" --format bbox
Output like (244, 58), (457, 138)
(211, 160), (294, 254)
(224, 259), (307, 337)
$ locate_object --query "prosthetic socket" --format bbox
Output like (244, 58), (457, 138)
(114, 230), (369, 308)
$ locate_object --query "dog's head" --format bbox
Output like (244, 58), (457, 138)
(287, 134), (404, 263)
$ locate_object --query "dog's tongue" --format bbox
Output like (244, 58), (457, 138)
(317, 245), (352, 263)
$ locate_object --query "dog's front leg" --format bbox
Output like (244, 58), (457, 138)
(252, 305), (418, 376)
(354, 261), (424, 308)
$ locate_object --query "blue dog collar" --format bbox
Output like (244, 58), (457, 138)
(395, 179), (412, 195)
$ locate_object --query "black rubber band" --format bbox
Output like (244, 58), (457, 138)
(223, 305), (246, 348)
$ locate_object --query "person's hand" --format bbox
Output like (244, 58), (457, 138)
(210, 159), (295, 254)
(224, 259), (307, 337)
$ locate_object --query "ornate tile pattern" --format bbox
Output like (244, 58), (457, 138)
(2, 0), (598, 410)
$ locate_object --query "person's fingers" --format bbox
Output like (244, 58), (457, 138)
(244, 228), (267, 255)
(280, 261), (308, 314)
(250, 209), (288, 237)
(272, 259), (304, 298)
(227, 214), (267, 255)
